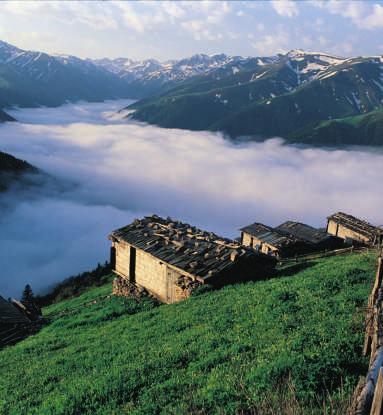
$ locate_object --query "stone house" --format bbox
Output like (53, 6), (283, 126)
(109, 215), (276, 304)
(327, 212), (383, 246)
(240, 222), (303, 258)
(275, 221), (341, 251)
(241, 220), (341, 259)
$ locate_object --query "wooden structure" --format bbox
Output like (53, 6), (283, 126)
(109, 215), (276, 304)
(0, 295), (31, 348)
(241, 220), (340, 259)
(349, 249), (383, 414)
(327, 212), (383, 247)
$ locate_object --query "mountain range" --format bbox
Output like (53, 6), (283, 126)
(0, 40), (133, 111)
(0, 40), (260, 110)
(1, 40), (383, 146)
(128, 49), (383, 146)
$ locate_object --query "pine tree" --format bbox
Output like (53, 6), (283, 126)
(21, 284), (34, 303)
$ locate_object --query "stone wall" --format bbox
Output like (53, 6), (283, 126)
(328, 220), (370, 244)
(174, 275), (202, 302)
(114, 240), (131, 278)
(112, 276), (149, 299)
(113, 240), (202, 303)
(242, 232), (253, 247)
(242, 231), (278, 255)
(135, 249), (169, 302)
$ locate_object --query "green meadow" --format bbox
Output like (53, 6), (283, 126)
(0, 251), (377, 414)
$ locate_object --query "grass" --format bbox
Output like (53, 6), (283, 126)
(0, 251), (378, 414)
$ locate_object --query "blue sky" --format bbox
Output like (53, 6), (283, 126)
(1, 1), (383, 60)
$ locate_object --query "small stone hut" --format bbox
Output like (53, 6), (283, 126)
(240, 222), (303, 258)
(0, 295), (31, 348)
(327, 212), (383, 246)
(241, 220), (341, 259)
(275, 221), (341, 250)
(109, 215), (276, 303)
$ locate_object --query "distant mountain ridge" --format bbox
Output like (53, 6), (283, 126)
(0, 40), (133, 112)
(0, 40), (276, 119)
(127, 49), (383, 146)
(2, 40), (383, 146)
(91, 52), (276, 98)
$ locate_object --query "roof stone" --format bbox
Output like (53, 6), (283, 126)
(110, 215), (274, 280)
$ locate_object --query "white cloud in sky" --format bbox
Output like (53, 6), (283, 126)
(314, 0), (383, 30)
(3, 0), (118, 30)
(358, 3), (383, 30)
(181, 20), (223, 41)
(271, 0), (299, 18)
(0, 1), (383, 62)
(251, 30), (291, 55)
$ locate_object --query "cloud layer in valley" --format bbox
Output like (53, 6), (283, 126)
(0, 99), (382, 297)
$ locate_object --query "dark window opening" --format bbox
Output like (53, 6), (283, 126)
(110, 247), (116, 269)
(129, 246), (136, 283)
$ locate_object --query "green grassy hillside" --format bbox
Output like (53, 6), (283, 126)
(0, 251), (377, 414)
(290, 109), (383, 146)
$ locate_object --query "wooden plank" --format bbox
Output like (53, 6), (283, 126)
(354, 347), (383, 414)
(370, 367), (383, 415)
(351, 250), (383, 414)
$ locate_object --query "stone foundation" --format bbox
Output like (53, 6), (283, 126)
(112, 274), (203, 303)
(112, 276), (150, 300)
(174, 275), (202, 301)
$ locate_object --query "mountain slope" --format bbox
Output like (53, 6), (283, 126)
(290, 109), (383, 146)
(0, 251), (376, 414)
(0, 108), (14, 122)
(0, 151), (36, 173)
(0, 150), (38, 191)
(0, 40), (133, 108)
(129, 51), (383, 145)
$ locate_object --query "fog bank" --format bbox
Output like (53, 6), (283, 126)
(0, 99), (382, 297)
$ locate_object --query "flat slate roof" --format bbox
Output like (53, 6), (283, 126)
(276, 221), (331, 245)
(110, 215), (274, 281)
(240, 223), (274, 237)
(241, 222), (299, 248)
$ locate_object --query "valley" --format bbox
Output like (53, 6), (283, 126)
(2, 40), (383, 147)
(0, 99), (382, 299)
(1, 3), (383, 413)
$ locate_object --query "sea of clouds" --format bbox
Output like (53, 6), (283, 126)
(0, 99), (382, 297)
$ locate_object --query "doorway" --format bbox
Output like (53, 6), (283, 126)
(129, 247), (136, 283)
(110, 246), (116, 269)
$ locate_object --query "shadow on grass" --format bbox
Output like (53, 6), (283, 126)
(276, 261), (317, 277)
